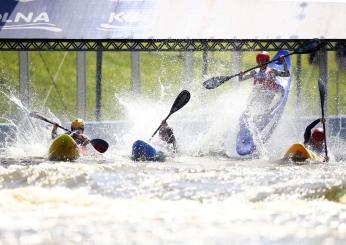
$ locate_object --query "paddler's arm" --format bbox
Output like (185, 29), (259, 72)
(69, 131), (90, 146)
(166, 127), (177, 153)
(303, 118), (322, 144)
(272, 56), (290, 77)
(239, 70), (256, 81)
(81, 134), (91, 146)
(171, 134), (177, 153)
(51, 123), (58, 140)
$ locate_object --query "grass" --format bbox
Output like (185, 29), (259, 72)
(0, 50), (345, 122)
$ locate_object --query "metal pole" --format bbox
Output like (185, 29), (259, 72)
(95, 47), (102, 121)
(76, 51), (87, 119)
(18, 51), (30, 106)
(184, 51), (193, 84)
(131, 51), (141, 94)
(336, 70), (339, 116)
(232, 51), (242, 88)
(296, 54), (302, 111)
(318, 46), (328, 115)
(202, 50), (208, 76)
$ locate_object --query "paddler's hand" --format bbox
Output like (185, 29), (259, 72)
(320, 118), (326, 124)
(82, 137), (91, 146)
(161, 120), (168, 127)
(239, 71), (244, 80)
(279, 55), (285, 63)
(51, 123), (59, 140)
(323, 155), (329, 162)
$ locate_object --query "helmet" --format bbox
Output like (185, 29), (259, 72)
(256, 51), (270, 64)
(71, 118), (85, 130)
(311, 127), (324, 144)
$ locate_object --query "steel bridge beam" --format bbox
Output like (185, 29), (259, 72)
(1, 39), (344, 52)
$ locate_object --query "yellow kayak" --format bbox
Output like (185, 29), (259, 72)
(283, 143), (323, 162)
(48, 134), (80, 161)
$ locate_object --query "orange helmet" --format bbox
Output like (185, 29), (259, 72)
(311, 127), (324, 145)
(71, 118), (85, 130)
(256, 51), (270, 64)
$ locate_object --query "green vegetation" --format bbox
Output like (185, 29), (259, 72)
(0, 50), (345, 121)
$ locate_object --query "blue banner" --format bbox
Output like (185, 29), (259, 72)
(0, 0), (154, 39)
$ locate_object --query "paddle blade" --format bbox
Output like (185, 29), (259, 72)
(203, 75), (233, 89)
(90, 138), (109, 153)
(151, 90), (191, 139)
(295, 39), (325, 54)
(169, 90), (191, 115)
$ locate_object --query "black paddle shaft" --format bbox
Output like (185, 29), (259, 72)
(151, 90), (191, 139)
(29, 112), (71, 132)
(203, 39), (326, 90)
(318, 79), (328, 158)
(29, 111), (109, 153)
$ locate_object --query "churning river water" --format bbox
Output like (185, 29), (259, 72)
(1, 86), (346, 244)
(1, 154), (346, 245)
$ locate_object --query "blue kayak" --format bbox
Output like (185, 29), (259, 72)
(234, 50), (292, 157)
(131, 140), (166, 161)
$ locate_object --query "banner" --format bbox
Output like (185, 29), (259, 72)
(1, 0), (346, 39)
(0, 0), (154, 39)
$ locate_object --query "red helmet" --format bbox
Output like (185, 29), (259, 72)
(256, 51), (270, 64)
(311, 128), (324, 144)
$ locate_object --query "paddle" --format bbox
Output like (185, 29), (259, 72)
(203, 39), (326, 89)
(29, 111), (109, 153)
(150, 90), (191, 139)
(318, 79), (328, 160)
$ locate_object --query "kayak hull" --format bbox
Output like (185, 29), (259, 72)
(283, 143), (323, 162)
(131, 140), (165, 162)
(234, 50), (292, 157)
(48, 134), (80, 161)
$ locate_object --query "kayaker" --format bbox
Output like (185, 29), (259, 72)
(51, 118), (90, 147)
(239, 52), (290, 117)
(239, 52), (290, 89)
(303, 117), (329, 161)
(158, 120), (177, 153)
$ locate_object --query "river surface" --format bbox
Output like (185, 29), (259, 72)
(1, 152), (346, 245)
(1, 84), (346, 244)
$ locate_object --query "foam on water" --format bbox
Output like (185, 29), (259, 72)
(1, 157), (346, 244)
(0, 89), (58, 159)
(1, 80), (346, 244)
(113, 81), (253, 157)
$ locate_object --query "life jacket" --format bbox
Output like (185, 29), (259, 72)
(159, 126), (175, 144)
(70, 132), (88, 146)
(306, 140), (324, 155)
(253, 67), (277, 91)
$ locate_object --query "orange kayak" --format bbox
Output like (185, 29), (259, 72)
(283, 143), (323, 162)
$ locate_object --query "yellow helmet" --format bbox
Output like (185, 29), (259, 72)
(71, 118), (85, 130)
